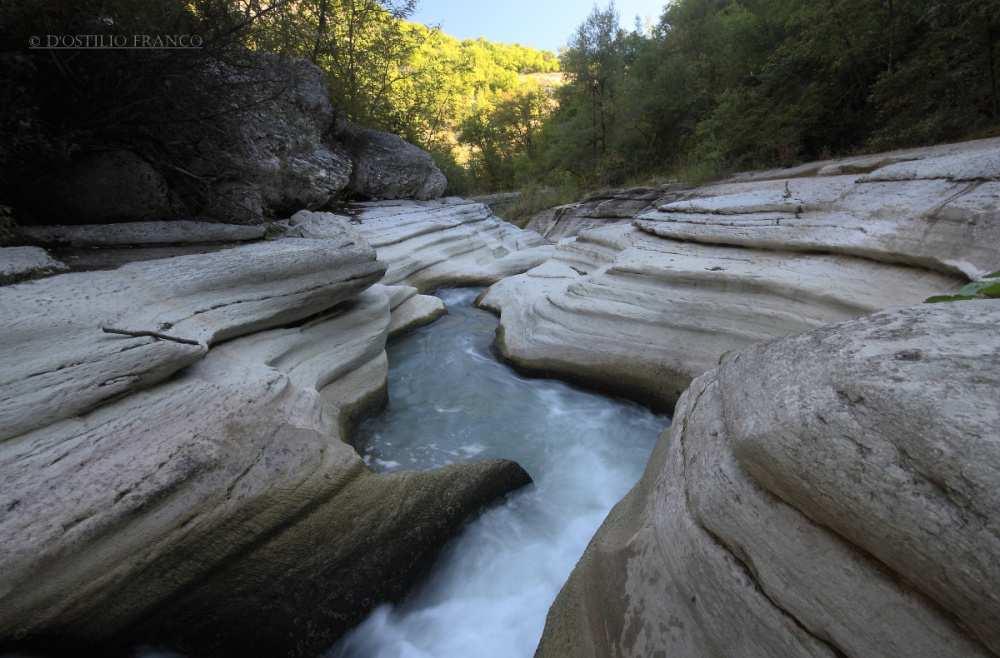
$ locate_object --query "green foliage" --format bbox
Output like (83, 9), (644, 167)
(0, 0), (270, 207)
(925, 272), (1000, 303)
(12, 0), (996, 202)
(512, 0), (1000, 194)
(245, 1), (560, 189)
(925, 295), (977, 304)
(500, 177), (581, 227)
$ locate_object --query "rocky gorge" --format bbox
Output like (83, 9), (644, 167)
(1, 51), (999, 658)
(501, 137), (1000, 657)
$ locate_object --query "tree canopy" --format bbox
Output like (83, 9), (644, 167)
(4, 0), (997, 198)
(520, 0), (1000, 191)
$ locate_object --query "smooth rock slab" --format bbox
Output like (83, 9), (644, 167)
(0, 285), (530, 657)
(639, 175), (1000, 279)
(0, 246), (67, 285)
(482, 223), (961, 408)
(0, 232), (384, 442)
(302, 199), (554, 292)
(537, 300), (1000, 658)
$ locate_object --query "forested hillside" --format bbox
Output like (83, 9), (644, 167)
(243, 0), (560, 193)
(3, 0), (997, 198)
(531, 0), (1000, 190)
(269, 0), (1000, 197)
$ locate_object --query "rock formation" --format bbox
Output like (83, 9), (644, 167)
(524, 186), (684, 241)
(0, 246), (66, 285)
(483, 137), (999, 408)
(321, 199), (553, 290)
(339, 122), (449, 201)
(0, 203), (546, 657)
(536, 299), (1000, 658)
(13, 55), (448, 226)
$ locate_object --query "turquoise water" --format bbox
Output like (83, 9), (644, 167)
(331, 288), (668, 658)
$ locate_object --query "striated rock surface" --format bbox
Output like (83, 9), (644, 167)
(484, 138), (998, 407)
(525, 186), (684, 242)
(482, 221), (960, 408)
(0, 232), (383, 442)
(0, 199), (548, 656)
(638, 153), (1000, 280)
(349, 198), (554, 291)
(536, 300), (1000, 658)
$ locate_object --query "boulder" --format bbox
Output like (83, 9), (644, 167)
(0, 205), (16, 245)
(536, 300), (1000, 658)
(189, 55), (353, 223)
(340, 122), (448, 201)
(11, 55), (461, 227)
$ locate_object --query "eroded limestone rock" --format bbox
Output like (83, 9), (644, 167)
(485, 138), (999, 406)
(0, 285), (530, 657)
(482, 223), (960, 408)
(349, 198), (553, 291)
(537, 300), (1000, 658)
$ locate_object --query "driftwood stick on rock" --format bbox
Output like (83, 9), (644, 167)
(101, 326), (202, 346)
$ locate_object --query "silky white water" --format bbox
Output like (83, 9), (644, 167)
(329, 288), (667, 658)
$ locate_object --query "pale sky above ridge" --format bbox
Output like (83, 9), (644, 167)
(410, 0), (665, 52)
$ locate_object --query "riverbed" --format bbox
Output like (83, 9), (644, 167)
(329, 288), (667, 658)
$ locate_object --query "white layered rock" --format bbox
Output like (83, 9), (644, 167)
(638, 170), (1000, 280)
(525, 186), (677, 241)
(482, 222), (960, 407)
(0, 234), (384, 442)
(0, 282), (529, 656)
(298, 199), (554, 291)
(536, 300), (1000, 658)
(0, 211), (537, 656)
(484, 138), (999, 406)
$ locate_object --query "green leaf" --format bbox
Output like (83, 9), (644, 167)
(979, 281), (1000, 298)
(958, 282), (984, 295)
(924, 295), (977, 304)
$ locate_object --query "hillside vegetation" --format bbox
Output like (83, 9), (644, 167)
(531, 0), (1000, 190)
(244, 1), (560, 193)
(3, 0), (997, 200)
(270, 0), (1000, 200)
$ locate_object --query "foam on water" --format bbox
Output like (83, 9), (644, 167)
(331, 288), (668, 658)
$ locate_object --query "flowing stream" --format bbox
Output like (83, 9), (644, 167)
(329, 288), (667, 658)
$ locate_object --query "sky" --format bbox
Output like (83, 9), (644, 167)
(410, 0), (666, 52)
